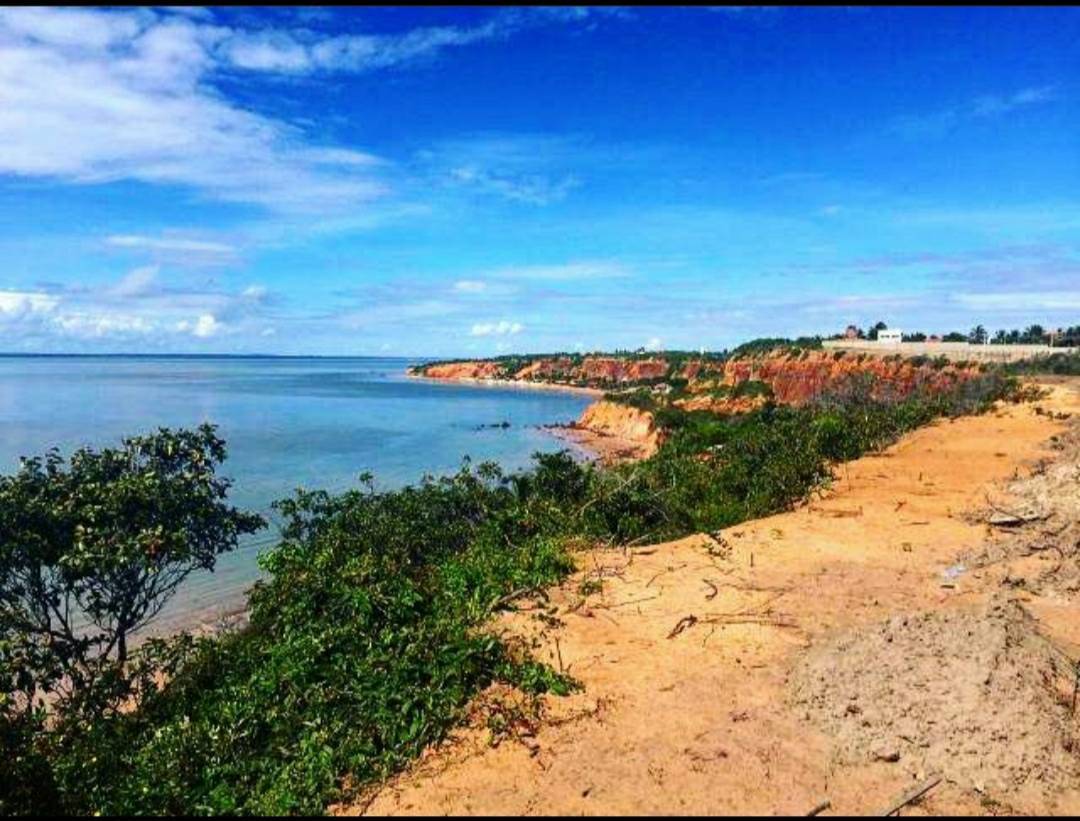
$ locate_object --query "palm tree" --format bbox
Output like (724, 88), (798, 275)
(968, 324), (987, 345)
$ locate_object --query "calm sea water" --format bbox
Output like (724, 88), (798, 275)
(0, 356), (593, 632)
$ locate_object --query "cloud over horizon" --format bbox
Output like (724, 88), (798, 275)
(0, 7), (1075, 355)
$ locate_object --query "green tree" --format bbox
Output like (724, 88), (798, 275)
(969, 324), (987, 344)
(0, 424), (264, 718)
(867, 321), (888, 341)
(1023, 324), (1046, 344)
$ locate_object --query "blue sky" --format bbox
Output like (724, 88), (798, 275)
(0, 5), (1077, 355)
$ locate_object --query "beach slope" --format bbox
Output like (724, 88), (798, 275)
(341, 379), (1080, 816)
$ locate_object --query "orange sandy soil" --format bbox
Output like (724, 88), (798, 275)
(337, 380), (1080, 817)
(546, 424), (654, 466)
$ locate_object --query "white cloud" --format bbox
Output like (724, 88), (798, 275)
(0, 6), (146, 49)
(219, 18), (508, 75)
(56, 312), (156, 338)
(111, 264), (160, 297)
(0, 8), (619, 217)
(214, 9), (626, 76)
(892, 85), (1060, 139)
(446, 164), (580, 205)
(644, 336), (662, 350)
(972, 85), (1058, 118)
(953, 291), (1080, 311)
(488, 260), (629, 282)
(453, 279), (487, 293)
(0, 290), (59, 316)
(470, 320), (523, 336)
(0, 8), (384, 213)
(0, 267), (272, 345)
(175, 313), (223, 338)
(105, 234), (238, 255)
(192, 313), (221, 338)
(421, 134), (592, 206)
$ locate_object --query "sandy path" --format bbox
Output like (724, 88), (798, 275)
(342, 382), (1080, 816)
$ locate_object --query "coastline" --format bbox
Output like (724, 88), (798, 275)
(141, 374), (600, 641)
(544, 423), (655, 465)
(406, 370), (648, 464)
(406, 371), (605, 398)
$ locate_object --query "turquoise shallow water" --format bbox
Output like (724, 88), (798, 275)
(0, 356), (593, 631)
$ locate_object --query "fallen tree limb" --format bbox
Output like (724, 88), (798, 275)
(877, 774), (942, 817)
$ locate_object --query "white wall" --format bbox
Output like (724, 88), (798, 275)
(822, 339), (1054, 363)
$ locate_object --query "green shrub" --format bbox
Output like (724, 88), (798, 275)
(3, 369), (1017, 816)
(1004, 352), (1080, 376)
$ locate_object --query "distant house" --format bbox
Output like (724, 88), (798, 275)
(878, 329), (902, 345)
(844, 324), (860, 339)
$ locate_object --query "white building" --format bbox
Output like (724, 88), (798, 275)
(878, 329), (903, 345)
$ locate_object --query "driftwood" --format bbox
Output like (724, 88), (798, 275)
(490, 585), (544, 612)
(596, 593), (662, 610)
(988, 511), (1049, 527)
(877, 774), (942, 816)
(667, 614), (698, 639)
(983, 491), (1049, 527)
(668, 591), (798, 637)
(806, 799), (831, 816)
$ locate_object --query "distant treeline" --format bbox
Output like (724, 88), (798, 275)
(412, 337), (826, 375)
(834, 321), (1080, 346)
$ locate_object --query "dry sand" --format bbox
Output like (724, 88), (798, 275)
(338, 379), (1080, 817)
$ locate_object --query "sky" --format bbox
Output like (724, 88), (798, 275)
(0, 5), (1077, 356)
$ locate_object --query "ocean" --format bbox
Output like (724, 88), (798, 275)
(0, 355), (594, 633)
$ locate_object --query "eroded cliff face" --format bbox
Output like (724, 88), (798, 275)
(575, 357), (669, 383)
(414, 350), (984, 408)
(513, 357), (575, 381)
(419, 361), (506, 380)
(413, 350), (989, 462)
(674, 394), (767, 415)
(572, 400), (662, 458)
(415, 356), (674, 385)
(716, 350), (982, 405)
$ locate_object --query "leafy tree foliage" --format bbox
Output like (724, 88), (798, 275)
(866, 321), (888, 341)
(0, 425), (263, 727)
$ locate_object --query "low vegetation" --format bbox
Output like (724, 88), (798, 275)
(1003, 350), (1080, 376)
(1, 364), (1025, 815)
